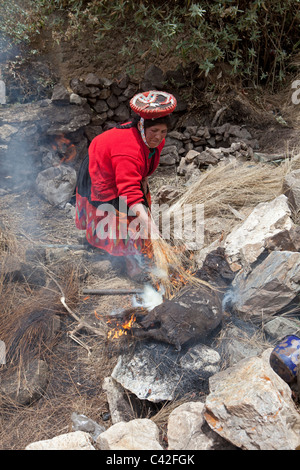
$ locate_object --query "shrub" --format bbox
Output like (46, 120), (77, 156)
(1, 0), (300, 91)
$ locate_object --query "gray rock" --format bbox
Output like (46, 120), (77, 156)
(102, 376), (136, 424)
(136, 285), (223, 350)
(144, 65), (165, 89)
(224, 195), (293, 264)
(98, 77), (114, 88)
(96, 419), (162, 451)
(263, 317), (300, 340)
(114, 103), (130, 122)
(98, 88), (111, 100)
(282, 169), (300, 212)
(122, 83), (138, 99)
(156, 185), (184, 204)
(167, 402), (237, 450)
(86, 86), (101, 98)
(84, 73), (101, 87)
(0, 124), (18, 143)
(0, 359), (49, 405)
(159, 146), (178, 165)
(71, 412), (105, 441)
(231, 250), (300, 319)
(265, 225), (300, 252)
(69, 77), (91, 96)
(107, 94), (119, 109)
(218, 324), (264, 367)
(36, 165), (77, 207)
(51, 84), (70, 104)
(204, 350), (300, 450)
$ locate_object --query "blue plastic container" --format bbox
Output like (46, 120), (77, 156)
(269, 335), (300, 383)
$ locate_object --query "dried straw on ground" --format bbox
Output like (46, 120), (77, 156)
(168, 154), (300, 238)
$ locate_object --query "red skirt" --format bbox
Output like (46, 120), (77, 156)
(75, 190), (152, 257)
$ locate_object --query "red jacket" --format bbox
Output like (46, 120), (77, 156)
(88, 126), (165, 207)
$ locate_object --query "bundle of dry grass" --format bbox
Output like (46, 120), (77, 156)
(168, 154), (300, 239)
(150, 236), (213, 299)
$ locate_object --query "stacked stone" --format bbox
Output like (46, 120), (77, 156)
(70, 73), (138, 133)
(160, 124), (257, 170)
(50, 68), (260, 176)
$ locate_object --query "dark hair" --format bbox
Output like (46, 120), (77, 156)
(116, 115), (171, 130)
(144, 115), (171, 130)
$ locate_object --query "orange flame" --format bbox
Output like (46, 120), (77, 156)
(52, 134), (77, 163)
(107, 313), (136, 340)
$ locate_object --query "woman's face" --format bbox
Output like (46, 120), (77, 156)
(145, 123), (168, 148)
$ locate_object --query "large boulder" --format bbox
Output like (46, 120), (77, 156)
(204, 349), (300, 450)
(111, 341), (221, 402)
(0, 359), (49, 406)
(224, 195), (293, 264)
(36, 165), (77, 207)
(230, 250), (300, 319)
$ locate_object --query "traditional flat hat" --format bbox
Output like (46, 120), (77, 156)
(130, 90), (177, 119)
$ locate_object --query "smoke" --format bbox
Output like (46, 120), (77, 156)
(132, 284), (164, 311)
(222, 288), (239, 313)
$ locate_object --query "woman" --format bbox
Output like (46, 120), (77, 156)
(75, 90), (177, 279)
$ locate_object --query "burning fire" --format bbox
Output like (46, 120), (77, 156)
(52, 134), (77, 163)
(106, 313), (136, 340)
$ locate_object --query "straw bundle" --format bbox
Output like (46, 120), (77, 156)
(150, 236), (212, 299)
(168, 155), (300, 236)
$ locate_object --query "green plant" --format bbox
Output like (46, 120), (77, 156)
(1, 0), (300, 91)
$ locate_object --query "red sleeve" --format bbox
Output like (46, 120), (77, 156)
(111, 154), (145, 208)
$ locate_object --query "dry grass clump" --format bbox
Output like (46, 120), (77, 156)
(0, 261), (80, 366)
(150, 236), (213, 299)
(0, 223), (19, 256)
(168, 154), (300, 238)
